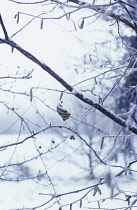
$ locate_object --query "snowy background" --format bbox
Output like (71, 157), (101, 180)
(0, 0), (137, 210)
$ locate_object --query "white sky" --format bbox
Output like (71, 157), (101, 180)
(0, 0), (125, 133)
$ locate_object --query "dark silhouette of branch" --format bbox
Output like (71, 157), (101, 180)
(0, 14), (9, 39)
(107, 12), (137, 32)
(8, 0), (47, 4)
(1, 14), (137, 135)
(1, 37), (137, 135)
(8, 0), (137, 32)
(61, 0), (137, 32)
(40, 179), (104, 198)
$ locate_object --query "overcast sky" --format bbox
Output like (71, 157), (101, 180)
(0, 0), (123, 133)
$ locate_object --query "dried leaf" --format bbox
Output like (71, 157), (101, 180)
(125, 168), (128, 175)
(99, 96), (103, 106)
(15, 12), (20, 24)
(128, 199), (130, 206)
(66, 13), (70, 20)
(125, 195), (131, 205)
(40, 18), (43, 30)
(105, 173), (111, 187)
(80, 199), (82, 208)
(89, 54), (92, 61)
(94, 77), (97, 84)
(93, 186), (98, 196)
(98, 201), (100, 208)
(70, 203), (72, 210)
(78, 18), (84, 29)
(60, 92), (63, 102)
(110, 185), (114, 198)
(100, 137), (104, 149)
(97, 186), (102, 195)
(14, 14), (18, 19)
(11, 47), (14, 53)
(30, 88), (33, 102)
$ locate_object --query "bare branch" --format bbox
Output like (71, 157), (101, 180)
(0, 14), (9, 39)
(8, 0), (47, 4)
(8, 0), (137, 32)
(0, 36), (137, 135)
(57, 0), (137, 32)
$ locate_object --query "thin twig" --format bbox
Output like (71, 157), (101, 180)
(1, 38), (137, 135)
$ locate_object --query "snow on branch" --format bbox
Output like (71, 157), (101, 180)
(1, 14), (137, 135)
(55, 0), (137, 32)
(7, 0), (137, 32)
